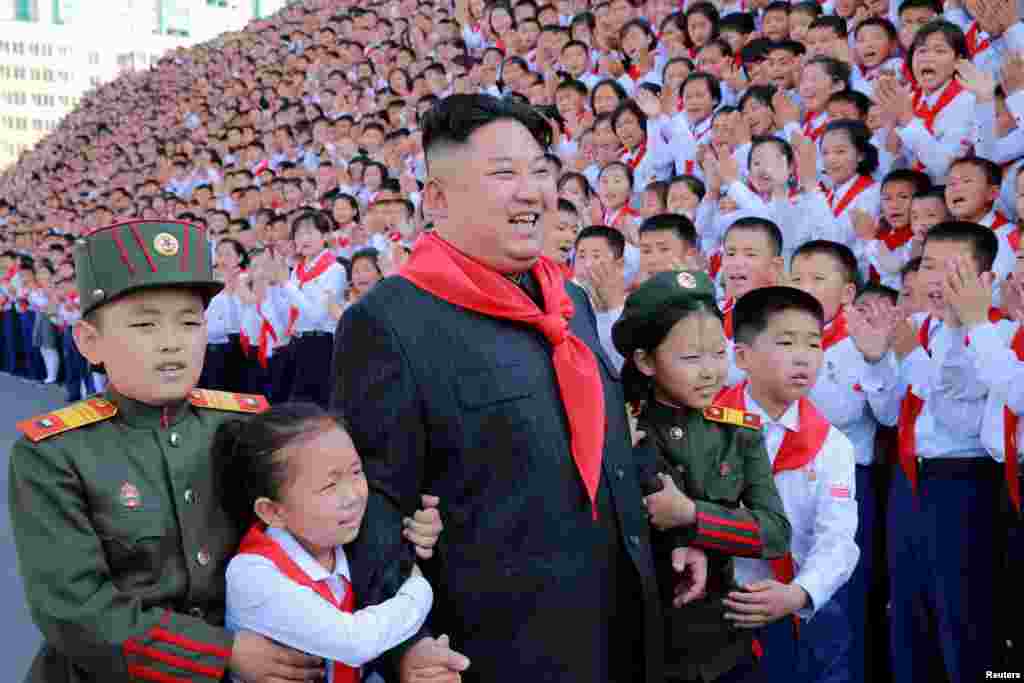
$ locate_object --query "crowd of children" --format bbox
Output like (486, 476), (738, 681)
(3, 0), (1024, 679)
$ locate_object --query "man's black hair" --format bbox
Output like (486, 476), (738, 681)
(902, 256), (923, 276)
(792, 239), (861, 286)
(719, 11), (756, 34)
(557, 197), (580, 214)
(922, 221), (999, 273)
(638, 213), (698, 248)
(809, 14), (848, 38)
(733, 286), (825, 345)
(421, 94), (551, 170)
(725, 216), (784, 257)
(575, 225), (626, 259)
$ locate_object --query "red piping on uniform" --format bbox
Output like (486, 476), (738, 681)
(180, 223), (190, 272)
(161, 407), (169, 430)
(129, 224), (158, 272)
(696, 511), (759, 532)
(126, 664), (192, 683)
(110, 231), (136, 275)
(699, 527), (763, 548)
(150, 627), (231, 659)
(123, 641), (224, 678)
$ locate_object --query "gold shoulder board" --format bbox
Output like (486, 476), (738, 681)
(188, 389), (269, 414)
(703, 405), (761, 430)
(16, 397), (118, 442)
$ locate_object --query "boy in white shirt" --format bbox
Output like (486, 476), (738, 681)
(717, 286), (859, 683)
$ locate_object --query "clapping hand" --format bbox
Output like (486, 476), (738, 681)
(956, 58), (997, 101)
(850, 208), (881, 241)
(723, 581), (809, 628)
(847, 298), (897, 362)
(671, 547), (708, 606)
(942, 255), (994, 328)
(771, 90), (801, 126)
(589, 259), (627, 311)
(1002, 52), (1024, 96)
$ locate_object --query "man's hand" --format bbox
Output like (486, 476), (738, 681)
(771, 90), (801, 126)
(671, 547), (708, 607)
(589, 259), (627, 312)
(875, 75), (915, 127)
(891, 314), (922, 360)
(956, 58), (997, 102)
(404, 494), (443, 560)
(850, 208), (880, 241)
(943, 254), (994, 328)
(399, 634), (471, 683)
(723, 580), (809, 628)
(1002, 51), (1024, 96)
(228, 630), (324, 683)
(643, 473), (696, 530)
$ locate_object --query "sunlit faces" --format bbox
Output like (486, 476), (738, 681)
(721, 226), (782, 299)
(660, 21), (687, 55)
(762, 9), (789, 42)
(593, 82), (625, 115)
(560, 43), (589, 78)
(543, 208), (579, 263)
(880, 179), (916, 227)
(621, 23), (653, 63)
(598, 164), (633, 209)
(820, 128), (863, 187)
(742, 94), (776, 136)
(898, 7), (937, 50)
(574, 234), (619, 274)
(351, 255), (383, 294)
(735, 308), (824, 412)
(911, 31), (958, 93)
(945, 162), (998, 221)
(789, 251), (856, 321)
(662, 60), (692, 96)
(804, 25), (843, 59)
(765, 48), (799, 90)
(640, 187), (666, 216)
(635, 310), (729, 409)
(555, 86), (586, 121)
(827, 99), (863, 122)
(686, 12), (715, 50)
(639, 228), (695, 276)
(910, 195), (949, 241)
(426, 118), (556, 273)
(696, 43), (729, 78)
(918, 238), (981, 317)
(748, 140), (792, 195)
(799, 61), (845, 113)
(667, 180), (701, 214)
(257, 426), (369, 566)
(682, 77), (718, 124)
(614, 109), (645, 150)
(855, 24), (896, 69)
(75, 289), (207, 407)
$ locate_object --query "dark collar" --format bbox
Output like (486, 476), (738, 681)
(107, 387), (191, 431)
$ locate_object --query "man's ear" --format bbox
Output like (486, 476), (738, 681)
(423, 176), (448, 221)
(770, 256), (785, 283)
(73, 319), (104, 366)
(254, 497), (286, 528)
(634, 348), (656, 377)
(841, 281), (857, 308)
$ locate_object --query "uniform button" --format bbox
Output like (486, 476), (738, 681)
(616, 467), (625, 480)
(676, 465), (685, 473)
(196, 549), (211, 566)
(188, 606), (205, 619)
(629, 535), (640, 546)
(169, 432), (180, 447)
(184, 489), (196, 505)
(669, 426), (684, 440)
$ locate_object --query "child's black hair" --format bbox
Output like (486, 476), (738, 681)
(216, 238), (250, 270)
(213, 402), (341, 537)
(881, 168), (932, 194)
(791, 239), (861, 287)
(922, 221), (999, 273)
(726, 216), (784, 258)
(822, 119), (879, 177)
(668, 174), (707, 202)
(639, 213), (698, 248)
(733, 286), (825, 345)
(576, 225), (626, 258)
(826, 89), (871, 118)
(901, 255), (923, 277)
(856, 281), (899, 305)
(948, 155), (1003, 188)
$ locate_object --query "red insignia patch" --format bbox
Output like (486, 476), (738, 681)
(830, 485), (850, 499)
(720, 462), (732, 476)
(120, 482), (141, 509)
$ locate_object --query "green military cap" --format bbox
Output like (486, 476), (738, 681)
(74, 219), (222, 317)
(612, 269), (718, 357)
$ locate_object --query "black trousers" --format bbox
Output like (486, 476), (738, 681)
(288, 333), (333, 409)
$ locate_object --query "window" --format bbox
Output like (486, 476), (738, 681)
(15, 0), (38, 22)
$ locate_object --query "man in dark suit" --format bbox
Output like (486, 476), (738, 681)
(331, 94), (707, 682)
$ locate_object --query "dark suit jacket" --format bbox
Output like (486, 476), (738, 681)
(331, 275), (663, 683)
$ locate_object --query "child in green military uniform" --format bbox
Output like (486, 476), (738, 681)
(7, 220), (445, 683)
(612, 270), (791, 683)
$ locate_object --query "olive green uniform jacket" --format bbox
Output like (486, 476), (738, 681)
(637, 400), (791, 683)
(9, 389), (265, 683)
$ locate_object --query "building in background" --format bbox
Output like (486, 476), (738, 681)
(0, 0), (292, 168)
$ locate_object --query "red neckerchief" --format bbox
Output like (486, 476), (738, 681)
(721, 296), (735, 339)
(286, 249), (335, 336)
(708, 249), (723, 280)
(256, 301), (279, 370)
(901, 60), (919, 92)
(877, 221), (915, 250)
(822, 309), (849, 351)
(911, 78), (964, 135)
(604, 204), (638, 229)
(400, 232), (606, 517)
(0, 263), (17, 284)
(801, 111), (828, 141)
(1003, 326), (1024, 512)
(624, 142), (647, 170)
(237, 525), (358, 683)
(900, 309), (1006, 493)
(825, 175), (874, 217)
(683, 118), (713, 175)
(714, 380), (831, 596)
(983, 209), (1010, 232)
(965, 21), (993, 58)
